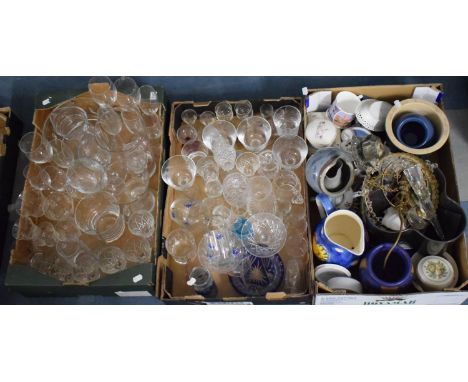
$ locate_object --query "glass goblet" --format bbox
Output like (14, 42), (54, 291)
(161, 155), (197, 191)
(272, 135), (308, 170)
(114, 76), (141, 109)
(237, 116), (272, 152)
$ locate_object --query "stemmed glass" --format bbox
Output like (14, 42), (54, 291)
(197, 157), (223, 198)
(246, 175), (276, 215)
(272, 135), (308, 170)
(161, 155), (197, 191)
(237, 116), (272, 152)
(165, 228), (197, 265)
(19, 132), (53, 164)
(258, 150), (280, 179)
(114, 76), (141, 109)
(139, 85), (160, 115)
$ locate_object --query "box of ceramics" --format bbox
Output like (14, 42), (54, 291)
(157, 98), (314, 304)
(303, 83), (468, 304)
(5, 77), (167, 296)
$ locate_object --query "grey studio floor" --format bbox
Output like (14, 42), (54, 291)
(0, 76), (467, 305)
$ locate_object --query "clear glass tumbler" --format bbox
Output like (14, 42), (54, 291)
(96, 105), (123, 136)
(88, 76), (117, 107)
(49, 137), (75, 169)
(127, 210), (155, 238)
(202, 120), (237, 150)
(273, 105), (302, 136)
(197, 229), (242, 273)
(165, 228), (197, 265)
(161, 155), (197, 191)
(25, 164), (51, 191)
(19, 132), (53, 164)
(197, 157), (223, 198)
(215, 101), (234, 121)
(49, 106), (89, 140)
(124, 236), (152, 263)
(222, 172), (248, 211)
(67, 158), (108, 194)
(181, 109), (198, 126)
(235, 152), (260, 177)
(177, 123), (198, 144)
(272, 135), (308, 170)
(237, 116), (272, 152)
(169, 198), (205, 227)
(97, 246), (127, 274)
(139, 85), (160, 115)
(199, 111), (216, 126)
(114, 76), (141, 109)
(235, 100), (253, 120)
(181, 140), (209, 162)
(73, 251), (101, 284)
(246, 175), (276, 215)
(44, 191), (74, 221)
(260, 104), (274, 120)
(19, 189), (45, 218)
(258, 150), (280, 179)
(273, 169), (304, 204)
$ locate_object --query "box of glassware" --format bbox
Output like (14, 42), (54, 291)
(5, 79), (168, 296)
(157, 98), (314, 304)
(302, 83), (468, 305)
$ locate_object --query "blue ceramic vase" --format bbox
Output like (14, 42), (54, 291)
(394, 113), (434, 149)
(359, 243), (413, 293)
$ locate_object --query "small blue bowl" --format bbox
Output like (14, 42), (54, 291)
(394, 113), (434, 149)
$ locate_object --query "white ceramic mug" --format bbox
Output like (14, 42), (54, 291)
(327, 91), (361, 128)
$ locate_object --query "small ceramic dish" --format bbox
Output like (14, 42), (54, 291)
(326, 276), (363, 294)
(413, 253), (458, 291)
(315, 263), (351, 284)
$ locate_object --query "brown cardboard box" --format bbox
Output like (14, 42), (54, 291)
(6, 88), (167, 296)
(157, 98), (314, 304)
(0, 107), (11, 157)
(304, 84), (468, 304)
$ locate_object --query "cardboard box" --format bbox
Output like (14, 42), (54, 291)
(157, 98), (314, 304)
(304, 84), (468, 304)
(4, 86), (168, 296)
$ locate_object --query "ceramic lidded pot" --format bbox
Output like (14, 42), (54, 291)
(414, 254), (457, 291)
(359, 243), (413, 293)
(313, 195), (365, 268)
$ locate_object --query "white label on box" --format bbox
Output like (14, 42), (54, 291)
(115, 291), (152, 297)
(203, 301), (254, 305)
(315, 292), (468, 305)
(133, 274), (143, 283)
(42, 97), (51, 106)
(149, 91), (157, 100)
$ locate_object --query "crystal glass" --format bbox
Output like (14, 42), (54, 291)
(124, 236), (152, 263)
(36, 221), (59, 247)
(127, 210), (155, 238)
(235, 100), (253, 120)
(96, 106), (123, 135)
(272, 135), (308, 170)
(49, 137), (74, 168)
(237, 116), (272, 152)
(75, 191), (120, 235)
(177, 123), (198, 144)
(169, 198), (205, 227)
(98, 246), (127, 274)
(44, 191), (74, 221)
(114, 76), (141, 109)
(25, 164), (51, 191)
(139, 85), (160, 115)
(67, 158), (108, 194)
(121, 106), (145, 135)
(30, 251), (55, 276)
(112, 171), (149, 205)
(166, 228), (197, 265)
(222, 172), (248, 211)
(197, 157), (223, 198)
(273, 105), (302, 136)
(241, 212), (287, 258)
(19, 132), (53, 164)
(181, 109), (198, 125)
(73, 251), (101, 284)
(187, 267), (215, 296)
(181, 140), (209, 162)
(215, 101), (234, 121)
(56, 238), (87, 261)
(197, 229), (242, 273)
(258, 150), (280, 179)
(12, 216), (41, 241)
(95, 208), (125, 243)
(161, 155), (197, 191)
(142, 113), (162, 140)
(212, 140), (236, 172)
(88, 76), (117, 107)
(273, 169), (304, 204)
(50, 106), (89, 140)
(202, 120), (237, 150)
(260, 104), (274, 119)
(44, 165), (68, 192)
(55, 218), (82, 241)
(77, 132), (112, 167)
(123, 189), (156, 217)
(209, 205), (234, 230)
(199, 111), (216, 126)
(50, 256), (75, 283)
(236, 152), (260, 177)
(246, 175), (276, 215)
(19, 189), (45, 218)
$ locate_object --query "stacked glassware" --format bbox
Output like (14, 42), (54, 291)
(12, 76), (163, 284)
(162, 101), (309, 297)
